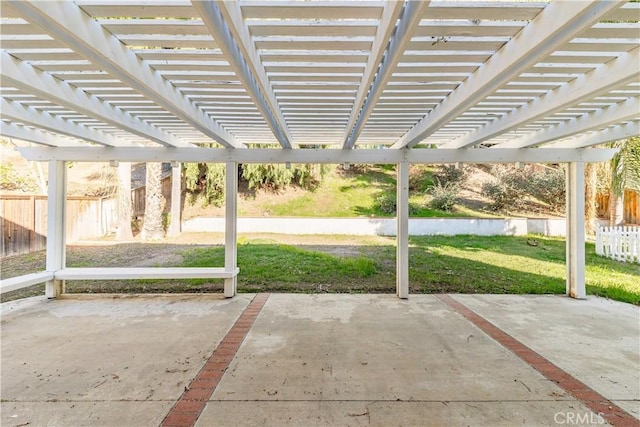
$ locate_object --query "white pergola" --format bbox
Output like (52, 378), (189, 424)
(0, 0), (638, 300)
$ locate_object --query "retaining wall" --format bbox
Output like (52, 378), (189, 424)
(183, 217), (566, 237)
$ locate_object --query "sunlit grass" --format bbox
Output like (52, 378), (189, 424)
(3, 235), (637, 305)
(176, 235), (639, 304)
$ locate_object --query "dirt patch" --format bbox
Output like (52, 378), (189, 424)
(0, 233), (394, 302)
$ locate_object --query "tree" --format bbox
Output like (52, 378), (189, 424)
(608, 137), (640, 226)
(116, 162), (133, 239)
(141, 162), (165, 240)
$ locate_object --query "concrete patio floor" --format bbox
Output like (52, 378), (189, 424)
(1, 293), (638, 427)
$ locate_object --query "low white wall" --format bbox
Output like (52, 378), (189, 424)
(183, 217), (566, 237)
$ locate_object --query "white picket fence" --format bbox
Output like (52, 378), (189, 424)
(596, 226), (640, 263)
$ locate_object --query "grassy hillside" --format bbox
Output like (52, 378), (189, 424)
(184, 164), (503, 219)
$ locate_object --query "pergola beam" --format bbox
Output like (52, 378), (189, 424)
(16, 147), (618, 164)
(393, 0), (625, 149)
(503, 96), (639, 149)
(193, 1), (292, 149)
(1, 98), (130, 147)
(7, 0), (243, 149)
(449, 45), (640, 149)
(341, 0), (406, 149)
(1, 52), (189, 148)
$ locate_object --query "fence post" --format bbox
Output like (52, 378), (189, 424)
(45, 160), (67, 298)
(596, 225), (640, 263)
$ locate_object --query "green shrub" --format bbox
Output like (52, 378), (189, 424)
(184, 162), (201, 192)
(428, 182), (458, 211)
(481, 180), (523, 211)
(0, 164), (35, 191)
(409, 165), (433, 191)
(433, 164), (469, 187)
(293, 163), (331, 190)
(184, 163), (225, 207)
(526, 167), (565, 211)
(204, 163), (225, 206)
(242, 163), (294, 191)
(373, 193), (420, 216)
(481, 165), (565, 212)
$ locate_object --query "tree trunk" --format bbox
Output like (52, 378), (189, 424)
(141, 162), (166, 240)
(584, 163), (597, 235)
(608, 187), (624, 227)
(116, 162), (133, 240)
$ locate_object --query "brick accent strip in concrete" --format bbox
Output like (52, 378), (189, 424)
(436, 294), (638, 427)
(160, 293), (270, 427)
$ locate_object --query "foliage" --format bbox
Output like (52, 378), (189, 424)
(408, 165), (433, 191)
(482, 165), (565, 212)
(293, 163), (331, 190)
(374, 192), (397, 215)
(428, 182), (458, 211)
(242, 163), (294, 191)
(610, 137), (640, 195)
(373, 192), (420, 216)
(525, 166), (566, 211)
(184, 163), (225, 207)
(0, 163), (36, 191)
(432, 164), (469, 187)
(184, 162), (201, 192)
(481, 180), (521, 212)
(345, 163), (371, 174)
(204, 164), (225, 206)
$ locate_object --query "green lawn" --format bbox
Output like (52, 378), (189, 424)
(178, 235), (639, 304)
(3, 235), (638, 305)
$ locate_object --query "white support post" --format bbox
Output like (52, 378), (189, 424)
(397, 161), (409, 299)
(168, 162), (182, 236)
(224, 162), (238, 297)
(45, 160), (67, 298)
(566, 162), (586, 299)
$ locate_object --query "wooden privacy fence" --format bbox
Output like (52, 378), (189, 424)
(596, 189), (640, 224)
(596, 225), (640, 264)
(0, 195), (117, 257)
(131, 175), (172, 217)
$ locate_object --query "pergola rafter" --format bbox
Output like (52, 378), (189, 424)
(551, 121), (640, 149)
(393, 0), (624, 149)
(6, 0), (244, 149)
(1, 98), (131, 147)
(1, 52), (190, 148)
(340, 0), (405, 149)
(487, 46), (640, 149)
(0, 121), (84, 147)
(501, 96), (639, 149)
(193, 0), (293, 149)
